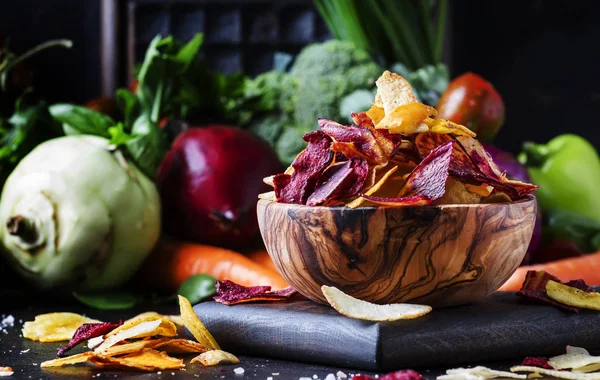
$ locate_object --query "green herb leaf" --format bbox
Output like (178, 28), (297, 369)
(124, 114), (169, 178)
(73, 291), (138, 310)
(108, 122), (133, 146)
(115, 88), (139, 129)
(177, 274), (218, 305)
(49, 104), (114, 137)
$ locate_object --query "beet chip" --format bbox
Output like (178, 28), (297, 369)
(351, 370), (424, 380)
(319, 118), (385, 164)
(274, 131), (333, 204)
(214, 280), (297, 306)
(516, 270), (594, 313)
(57, 321), (122, 357)
(307, 157), (369, 206)
(521, 357), (553, 369)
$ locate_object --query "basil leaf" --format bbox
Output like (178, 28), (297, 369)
(177, 274), (217, 305)
(73, 291), (137, 310)
(49, 104), (114, 137)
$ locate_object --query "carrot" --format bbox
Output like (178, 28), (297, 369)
(247, 249), (279, 274)
(139, 239), (289, 291)
(499, 251), (600, 291)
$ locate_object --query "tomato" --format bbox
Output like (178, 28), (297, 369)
(436, 72), (505, 142)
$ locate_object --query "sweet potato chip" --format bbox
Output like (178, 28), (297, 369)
(307, 158), (369, 206)
(178, 295), (220, 350)
(346, 165), (399, 208)
(214, 280), (297, 305)
(377, 103), (436, 135)
(41, 352), (95, 368)
(364, 105), (385, 126)
(101, 340), (148, 357)
(94, 319), (162, 353)
(23, 313), (100, 342)
(439, 366), (526, 380)
(374, 70), (418, 114)
(321, 285), (431, 321)
(93, 348), (184, 371)
(546, 280), (600, 311)
(425, 118), (476, 137)
(511, 366), (600, 380)
(191, 350), (240, 366)
(274, 130), (333, 204)
(57, 321), (122, 357)
(150, 339), (208, 354)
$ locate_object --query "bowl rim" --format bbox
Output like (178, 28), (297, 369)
(257, 195), (536, 211)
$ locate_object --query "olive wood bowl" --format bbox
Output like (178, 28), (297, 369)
(257, 197), (537, 307)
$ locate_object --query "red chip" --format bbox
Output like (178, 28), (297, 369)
(307, 157), (369, 206)
(319, 118), (385, 164)
(214, 280), (297, 306)
(57, 321), (122, 357)
(521, 357), (553, 369)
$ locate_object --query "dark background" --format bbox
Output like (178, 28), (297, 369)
(1, 0), (599, 154)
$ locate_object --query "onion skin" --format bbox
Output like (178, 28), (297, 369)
(0, 136), (161, 290)
(156, 126), (282, 248)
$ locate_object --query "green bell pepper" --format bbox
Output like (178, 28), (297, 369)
(518, 134), (600, 223)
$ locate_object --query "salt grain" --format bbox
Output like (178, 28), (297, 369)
(313, 375), (318, 379)
(234, 367), (245, 375)
(325, 374), (336, 380)
(299, 377), (312, 380)
(267, 377), (273, 380)
(336, 371), (347, 379)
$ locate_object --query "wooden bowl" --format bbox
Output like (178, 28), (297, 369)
(257, 197), (537, 307)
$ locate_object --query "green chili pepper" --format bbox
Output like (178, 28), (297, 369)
(518, 134), (600, 223)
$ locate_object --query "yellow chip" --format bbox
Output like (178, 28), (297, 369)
(151, 338), (208, 354)
(546, 280), (600, 311)
(101, 340), (148, 357)
(365, 105), (385, 125)
(41, 352), (95, 368)
(346, 165), (399, 208)
(191, 350), (240, 367)
(376, 103), (436, 135)
(374, 70), (418, 114)
(106, 315), (177, 339)
(94, 348), (184, 371)
(178, 295), (220, 350)
(23, 313), (100, 342)
(434, 178), (482, 205)
(95, 319), (162, 353)
(464, 183), (494, 197)
(425, 118), (476, 137)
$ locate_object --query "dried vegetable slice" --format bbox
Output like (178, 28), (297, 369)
(438, 366), (526, 380)
(511, 366), (600, 380)
(546, 280), (600, 311)
(178, 295), (220, 350)
(94, 320), (162, 353)
(319, 119), (385, 164)
(191, 350), (240, 366)
(41, 352), (96, 368)
(214, 280), (297, 305)
(23, 313), (100, 342)
(91, 348), (184, 371)
(307, 158), (369, 206)
(57, 321), (122, 357)
(516, 270), (580, 312)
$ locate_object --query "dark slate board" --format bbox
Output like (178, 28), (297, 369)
(195, 291), (600, 371)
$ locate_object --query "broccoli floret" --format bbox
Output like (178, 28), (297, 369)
(284, 40), (381, 132)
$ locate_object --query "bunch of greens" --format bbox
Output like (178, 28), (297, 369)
(0, 39), (72, 187)
(314, 0), (448, 71)
(49, 33), (238, 178)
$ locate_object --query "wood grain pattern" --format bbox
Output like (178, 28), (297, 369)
(257, 198), (537, 307)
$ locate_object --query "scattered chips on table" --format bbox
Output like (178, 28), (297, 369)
(264, 70), (537, 208)
(34, 296), (237, 373)
(321, 285), (431, 321)
(509, 346), (600, 379)
(214, 280), (297, 305)
(438, 366), (526, 380)
(23, 313), (101, 342)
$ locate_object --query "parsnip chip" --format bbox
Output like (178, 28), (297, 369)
(151, 338), (208, 354)
(258, 191), (276, 201)
(0, 367), (13, 377)
(511, 366), (600, 380)
(438, 366), (526, 380)
(546, 280), (600, 311)
(346, 165), (398, 208)
(23, 313), (100, 342)
(321, 285), (431, 321)
(41, 352), (95, 368)
(178, 295), (220, 350)
(374, 70), (418, 114)
(93, 348), (184, 371)
(101, 340), (148, 357)
(191, 350), (240, 367)
(87, 336), (104, 350)
(94, 320), (162, 353)
(365, 105), (385, 125)
(165, 315), (184, 327)
(575, 363), (600, 373)
(548, 346), (600, 370)
(105, 315), (176, 339)
(377, 103), (436, 135)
